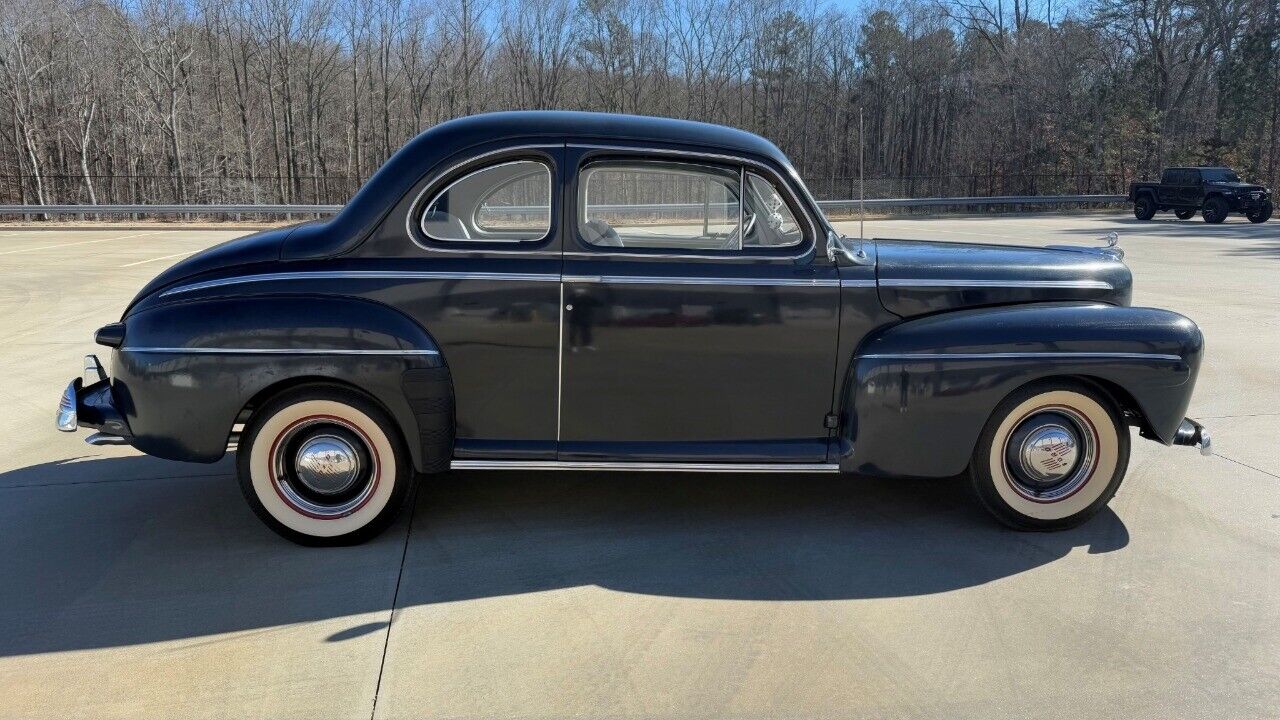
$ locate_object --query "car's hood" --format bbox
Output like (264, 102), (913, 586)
(124, 224), (302, 314)
(875, 239), (1133, 318)
(1208, 181), (1267, 193)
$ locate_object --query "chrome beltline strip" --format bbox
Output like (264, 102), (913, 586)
(562, 274), (840, 287)
(859, 351), (1183, 362)
(450, 460), (840, 473)
(160, 270), (563, 296)
(839, 279), (877, 287)
(879, 278), (1113, 290)
(122, 347), (440, 356)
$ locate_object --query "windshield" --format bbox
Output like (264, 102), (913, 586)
(1202, 168), (1241, 183)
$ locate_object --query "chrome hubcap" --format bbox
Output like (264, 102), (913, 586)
(1018, 424), (1079, 483)
(1003, 408), (1097, 501)
(294, 435), (362, 496)
(270, 417), (377, 518)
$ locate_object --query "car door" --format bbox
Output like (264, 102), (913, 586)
(358, 144), (566, 461)
(557, 145), (841, 463)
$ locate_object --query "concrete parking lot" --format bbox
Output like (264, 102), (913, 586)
(1, 213), (1277, 719)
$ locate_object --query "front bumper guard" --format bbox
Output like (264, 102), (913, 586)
(55, 355), (133, 445)
(1171, 418), (1211, 456)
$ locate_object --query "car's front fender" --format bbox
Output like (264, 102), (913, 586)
(836, 302), (1203, 477)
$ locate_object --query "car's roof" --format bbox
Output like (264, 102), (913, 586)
(425, 111), (789, 164)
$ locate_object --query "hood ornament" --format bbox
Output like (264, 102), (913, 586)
(1098, 231), (1124, 259)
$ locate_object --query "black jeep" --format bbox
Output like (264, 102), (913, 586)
(1129, 167), (1271, 224)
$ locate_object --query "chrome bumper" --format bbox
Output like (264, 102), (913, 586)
(1172, 418), (1211, 456)
(55, 355), (133, 445)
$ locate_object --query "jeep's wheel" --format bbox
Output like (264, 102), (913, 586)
(970, 381), (1129, 531)
(1174, 208), (1196, 220)
(237, 386), (414, 545)
(1203, 196), (1229, 224)
(1247, 200), (1272, 223)
(1133, 195), (1156, 220)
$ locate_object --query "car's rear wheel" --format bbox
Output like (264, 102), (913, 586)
(1174, 208), (1196, 220)
(1202, 196), (1229, 224)
(969, 381), (1129, 531)
(1247, 200), (1272, 223)
(1133, 195), (1156, 220)
(237, 385), (414, 545)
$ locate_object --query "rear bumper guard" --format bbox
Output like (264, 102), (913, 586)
(55, 355), (133, 445)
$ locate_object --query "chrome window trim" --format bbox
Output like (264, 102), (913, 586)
(879, 279), (1113, 290)
(122, 347), (440, 356)
(858, 351), (1183, 362)
(403, 144), (562, 253)
(563, 274), (839, 287)
(160, 270), (562, 297)
(450, 460), (840, 473)
(568, 143), (820, 261)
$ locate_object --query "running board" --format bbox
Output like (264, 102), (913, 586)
(449, 460), (841, 473)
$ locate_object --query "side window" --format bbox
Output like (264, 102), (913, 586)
(580, 162), (741, 250)
(743, 172), (803, 247)
(421, 160), (551, 242)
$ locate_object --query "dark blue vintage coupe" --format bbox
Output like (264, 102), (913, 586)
(57, 112), (1209, 544)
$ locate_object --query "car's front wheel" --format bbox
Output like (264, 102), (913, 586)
(1202, 196), (1229, 224)
(969, 381), (1130, 531)
(1247, 200), (1272, 223)
(237, 385), (415, 545)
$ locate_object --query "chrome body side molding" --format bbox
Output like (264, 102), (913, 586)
(562, 274), (840, 287)
(122, 347), (440, 356)
(878, 278), (1114, 290)
(858, 351), (1184, 362)
(450, 460), (841, 473)
(160, 270), (563, 297)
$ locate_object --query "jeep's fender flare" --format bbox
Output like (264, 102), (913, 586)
(113, 295), (453, 471)
(835, 302), (1203, 477)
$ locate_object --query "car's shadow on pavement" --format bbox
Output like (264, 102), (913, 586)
(0, 454), (1129, 657)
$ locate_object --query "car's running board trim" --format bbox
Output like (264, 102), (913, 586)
(450, 460), (841, 473)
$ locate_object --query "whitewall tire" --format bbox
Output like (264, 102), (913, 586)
(237, 386), (414, 545)
(970, 381), (1130, 530)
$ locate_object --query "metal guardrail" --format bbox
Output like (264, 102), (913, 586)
(0, 194), (1128, 217)
(822, 194), (1127, 210)
(0, 204), (344, 215)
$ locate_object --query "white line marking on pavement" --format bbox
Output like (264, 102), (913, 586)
(0, 231), (164, 256)
(120, 249), (197, 268)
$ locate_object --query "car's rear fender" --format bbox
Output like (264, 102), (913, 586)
(112, 295), (453, 472)
(835, 302), (1203, 477)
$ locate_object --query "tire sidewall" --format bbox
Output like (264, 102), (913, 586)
(237, 387), (413, 545)
(1134, 196), (1155, 220)
(1247, 201), (1271, 223)
(971, 382), (1130, 530)
(1203, 197), (1228, 223)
